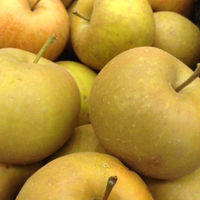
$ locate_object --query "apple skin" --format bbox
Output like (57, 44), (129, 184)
(153, 11), (200, 70)
(60, 0), (73, 8)
(142, 166), (200, 200)
(89, 46), (200, 180)
(0, 160), (44, 200)
(0, 48), (80, 165)
(71, 0), (155, 71)
(16, 152), (154, 200)
(45, 124), (107, 163)
(0, 0), (70, 61)
(147, 0), (194, 19)
(56, 61), (97, 125)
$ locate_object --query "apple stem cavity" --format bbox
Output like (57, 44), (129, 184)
(72, 9), (90, 22)
(175, 63), (200, 92)
(30, 0), (41, 11)
(101, 176), (117, 200)
(33, 34), (57, 64)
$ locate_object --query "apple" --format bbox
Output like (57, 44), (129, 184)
(71, 0), (155, 71)
(0, 43), (80, 165)
(45, 124), (107, 163)
(193, 0), (200, 29)
(89, 46), (200, 180)
(56, 61), (97, 125)
(16, 152), (154, 200)
(0, 160), (44, 200)
(147, 0), (194, 19)
(0, 0), (70, 61)
(60, 0), (74, 8)
(59, 0), (80, 61)
(153, 11), (200, 70)
(142, 166), (200, 200)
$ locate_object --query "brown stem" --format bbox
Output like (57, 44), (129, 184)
(101, 176), (117, 200)
(29, 0), (41, 11)
(33, 34), (57, 64)
(72, 9), (90, 22)
(175, 63), (200, 92)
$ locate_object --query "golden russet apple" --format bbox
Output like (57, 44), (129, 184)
(153, 11), (200, 70)
(147, 0), (194, 19)
(89, 46), (200, 180)
(16, 152), (154, 200)
(0, 48), (80, 165)
(45, 124), (107, 163)
(0, 160), (43, 200)
(142, 166), (200, 200)
(71, 0), (155, 71)
(56, 61), (97, 126)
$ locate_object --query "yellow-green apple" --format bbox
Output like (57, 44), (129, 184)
(0, 160), (44, 200)
(16, 152), (154, 200)
(56, 61), (97, 125)
(153, 11), (200, 70)
(142, 166), (200, 200)
(0, 47), (80, 165)
(89, 46), (200, 180)
(147, 0), (194, 19)
(46, 124), (107, 163)
(0, 0), (70, 61)
(71, 0), (155, 71)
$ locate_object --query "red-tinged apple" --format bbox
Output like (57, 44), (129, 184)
(56, 61), (97, 125)
(147, 0), (194, 19)
(71, 0), (155, 71)
(16, 152), (154, 200)
(46, 124), (107, 163)
(0, 38), (80, 165)
(1, 0), (70, 61)
(0, 160), (44, 200)
(89, 46), (200, 180)
(153, 11), (200, 70)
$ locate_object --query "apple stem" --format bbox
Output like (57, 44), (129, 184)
(30, 0), (41, 11)
(175, 63), (200, 92)
(72, 9), (90, 22)
(101, 176), (117, 200)
(33, 34), (57, 64)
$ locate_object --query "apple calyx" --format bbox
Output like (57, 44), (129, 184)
(101, 176), (118, 200)
(175, 63), (200, 92)
(30, 0), (41, 11)
(72, 9), (90, 22)
(33, 34), (57, 64)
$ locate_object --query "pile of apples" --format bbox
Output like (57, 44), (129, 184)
(0, 0), (200, 199)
